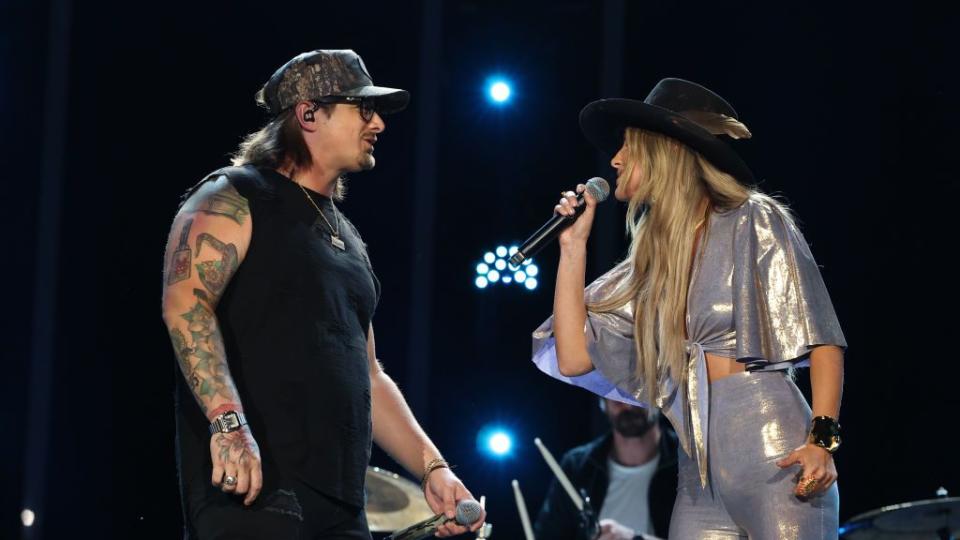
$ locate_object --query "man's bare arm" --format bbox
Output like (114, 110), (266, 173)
(161, 176), (262, 505)
(367, 325), (486, 536)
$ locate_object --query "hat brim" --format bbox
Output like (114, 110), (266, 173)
(579, 98), (754, 184)
(340, 85), (410, 114)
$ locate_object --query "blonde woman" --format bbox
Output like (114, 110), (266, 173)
(532, 79), (846, 539)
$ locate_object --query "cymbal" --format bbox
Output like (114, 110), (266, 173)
(841, 497), (960, 539)
(365, 466), (435, 532)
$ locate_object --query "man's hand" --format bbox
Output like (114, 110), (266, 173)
(423, 467), (486, 537)
(210, 425), (263, 506)
(596, 518), (637, 540)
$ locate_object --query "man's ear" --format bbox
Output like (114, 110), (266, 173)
(295, 101), (320, 132)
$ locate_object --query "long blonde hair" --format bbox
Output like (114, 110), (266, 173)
(588, 127), (758, 399)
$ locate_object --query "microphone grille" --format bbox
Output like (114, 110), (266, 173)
(585, 177), (610, 202)
(455, 499), (483, 525)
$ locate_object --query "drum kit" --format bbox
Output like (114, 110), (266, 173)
(840, 489), (960, 540)
(364, 467), (435, 533)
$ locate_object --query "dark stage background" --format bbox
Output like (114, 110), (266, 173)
(2, 0), (958, 538)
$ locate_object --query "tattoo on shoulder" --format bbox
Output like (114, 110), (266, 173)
(203, 187), (250, 225)
(195, 233), (239, 298)
(166, 218), (194, 285)
(183, 183), (250, 225)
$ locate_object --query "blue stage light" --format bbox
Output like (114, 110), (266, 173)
(477, 424), (516, 459)
(488, 432), (512, 454)
(488, 80), (511, 103)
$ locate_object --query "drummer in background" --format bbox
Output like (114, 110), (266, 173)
(534, 398), (677, 540)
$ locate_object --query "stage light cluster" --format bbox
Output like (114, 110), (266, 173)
(474, 245), (538, 290)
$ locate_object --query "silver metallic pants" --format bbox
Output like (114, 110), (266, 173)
(669, 371), (839, 539)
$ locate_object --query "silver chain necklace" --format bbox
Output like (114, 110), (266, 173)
(296, 180), (346, 251)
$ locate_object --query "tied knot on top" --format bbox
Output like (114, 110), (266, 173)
(684, 340), (705, 356)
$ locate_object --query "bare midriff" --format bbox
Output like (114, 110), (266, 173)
(706, 352), (747, 382)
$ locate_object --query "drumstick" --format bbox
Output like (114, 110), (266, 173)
(534, 437), (583, 511)
(476, 495), (492, 539)
(511, 480), (535, 540)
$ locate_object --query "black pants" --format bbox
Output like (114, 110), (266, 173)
(186, 479), (372, 540)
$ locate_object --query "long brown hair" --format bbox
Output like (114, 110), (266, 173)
(231, 105), (346, 200)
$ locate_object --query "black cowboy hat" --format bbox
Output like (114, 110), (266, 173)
(579, 78), (754, 183)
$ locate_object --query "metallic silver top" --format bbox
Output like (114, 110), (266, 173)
(532, 196), (846, 487)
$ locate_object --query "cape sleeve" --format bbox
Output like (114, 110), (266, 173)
(531, 262), (653, 407)
(732, 197), (847, 369)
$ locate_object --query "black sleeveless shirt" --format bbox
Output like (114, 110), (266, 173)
(175, 165), (380, 512)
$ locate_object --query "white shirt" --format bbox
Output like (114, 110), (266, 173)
(597, 452), (660, 536)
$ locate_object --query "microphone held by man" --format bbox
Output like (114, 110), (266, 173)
(386, 499), (485, 540)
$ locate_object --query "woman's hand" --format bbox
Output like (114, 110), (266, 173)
(555, 184), (598, 248)
(776, 442), (837, 499)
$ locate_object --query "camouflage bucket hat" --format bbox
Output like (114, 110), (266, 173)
(256, 49), (410, 116)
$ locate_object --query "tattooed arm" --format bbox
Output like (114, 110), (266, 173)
(161, 176), (262, 505)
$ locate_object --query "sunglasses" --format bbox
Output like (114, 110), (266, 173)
(311, 96), (378, 122)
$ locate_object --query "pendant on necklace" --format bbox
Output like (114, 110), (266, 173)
(330, 235), (346, 251)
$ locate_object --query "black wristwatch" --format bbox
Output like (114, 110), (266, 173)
(209, 411), (247, 435)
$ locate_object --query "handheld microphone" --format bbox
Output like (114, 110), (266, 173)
(509, 177), (610, 266)
(385, 499), (484, 540)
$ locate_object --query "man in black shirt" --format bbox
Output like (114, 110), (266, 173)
(162, 49), (485, 539)
(534, 400), (677, 540)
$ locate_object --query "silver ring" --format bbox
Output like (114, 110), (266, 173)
(223, 475), (237, 487)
